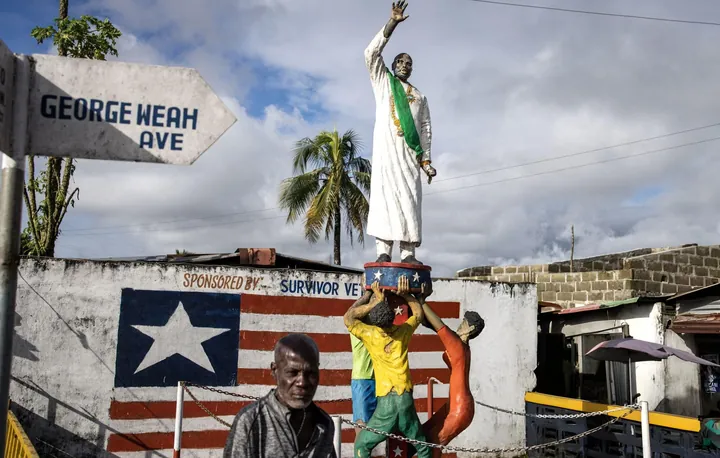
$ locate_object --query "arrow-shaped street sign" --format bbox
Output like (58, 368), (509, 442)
(0, 39), (238, 457)
(27, 54), (237, 165)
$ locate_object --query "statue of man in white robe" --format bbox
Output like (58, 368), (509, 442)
(365, 0), (436, 265)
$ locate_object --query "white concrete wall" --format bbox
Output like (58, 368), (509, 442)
(440, 281), (538, 457)
(663, 331), (702, 417)
(9, 258), (537, 458)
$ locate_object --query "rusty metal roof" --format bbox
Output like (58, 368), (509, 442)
(88, 248), (362, 274)
(671, 313), (720, 334)
(546, 296), (669, 316)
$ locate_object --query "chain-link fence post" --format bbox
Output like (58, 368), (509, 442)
(640, 400), (651, 458)
(174, 382), (184, 458)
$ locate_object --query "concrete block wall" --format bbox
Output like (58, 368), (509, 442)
(622, 245), (720, 296)
(459, 244), (720, 307)
(482, 268), (635, 305)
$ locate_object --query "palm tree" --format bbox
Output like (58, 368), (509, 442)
(279, 129), (371, 266)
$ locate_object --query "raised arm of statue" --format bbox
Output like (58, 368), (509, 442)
(364, 29), (388, 86)
(344, 282), (384, 330)
(396, 275), (424, 329)
(365, 1), (409, 86)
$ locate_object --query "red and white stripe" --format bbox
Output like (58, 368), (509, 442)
(108, 295), (461, 457)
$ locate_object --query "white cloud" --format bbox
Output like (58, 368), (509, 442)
(53, 0), (720, 276)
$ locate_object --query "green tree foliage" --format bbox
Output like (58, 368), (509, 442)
(279, 129), (371, 265)
(22, 4), (121, 257)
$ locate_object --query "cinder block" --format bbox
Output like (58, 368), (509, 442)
(662, 262), (678, 273)
(577, 281), (591, 291)
(646, 281), (662, 293)
(626, 259), (646, 269)
(661, 283), (678, 294)
(695, 267), (709, 277)
(560, 283), (575, 293)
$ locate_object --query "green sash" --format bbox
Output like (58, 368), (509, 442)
(387, 68), (424, 160)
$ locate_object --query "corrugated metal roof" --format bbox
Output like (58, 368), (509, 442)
(554, 296), (669, 315)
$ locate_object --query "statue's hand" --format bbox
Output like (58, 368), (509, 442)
(423, 163), (436, 177)
(390, 1), (409, 23)
(420, 281), (433, 301)
(397, 275), (413, 298)
(371, 281), (385, 303)
(423, 162), (436, 184)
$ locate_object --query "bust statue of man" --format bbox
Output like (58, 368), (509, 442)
(365, 0), (436, 265)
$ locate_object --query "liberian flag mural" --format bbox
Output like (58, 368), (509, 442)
(106, 286), (460, 457)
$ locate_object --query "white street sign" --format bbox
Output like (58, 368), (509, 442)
(0, 40), (15, 154)
(26, 55), (237, 165)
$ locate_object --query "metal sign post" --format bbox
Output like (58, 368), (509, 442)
(0, 44), (27, 458)
(0, 39), (237, 456)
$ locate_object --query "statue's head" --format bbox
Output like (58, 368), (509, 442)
(366, 297), (396, 330)
(392, 53), (413, 81)
(456, 311), (485, 344)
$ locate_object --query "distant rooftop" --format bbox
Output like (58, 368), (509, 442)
(82, 248), (362, 274)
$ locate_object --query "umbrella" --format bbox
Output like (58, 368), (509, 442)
(586, 337), (720, 366)
(586, 337), (720, 403)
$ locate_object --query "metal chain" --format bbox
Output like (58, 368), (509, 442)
(182, 383), (636, 454)
(184, 381), (261, 401)
(181, 382), (233, 427)
(183, 381), (352, 403)
(475, 399), (640, 419)
(342, 407), (634, 454)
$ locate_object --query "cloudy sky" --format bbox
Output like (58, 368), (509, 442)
(3, 0), (720, 277)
